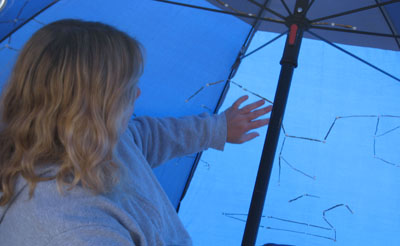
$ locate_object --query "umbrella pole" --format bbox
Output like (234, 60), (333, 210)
(241, 1), (308, 245)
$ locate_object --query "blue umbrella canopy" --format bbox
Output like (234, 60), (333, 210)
(1, 0), (400, 245)
(153, 0), (400, 245)
(179, 30), (400, 245)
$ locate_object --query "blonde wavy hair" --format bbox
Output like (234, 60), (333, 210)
(0, 19), (144, 206)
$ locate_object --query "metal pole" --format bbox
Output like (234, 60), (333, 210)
(241, 0), (309, 245)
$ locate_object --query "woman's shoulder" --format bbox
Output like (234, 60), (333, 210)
(0, 174), (131, 246)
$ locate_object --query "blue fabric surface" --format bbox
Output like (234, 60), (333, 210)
(179, 30), (400, 245)
(384, 2), (400, 36)
(1, 1), (400, 245)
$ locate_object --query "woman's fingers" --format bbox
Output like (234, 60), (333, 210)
(247, 105), (273, 120)
(239, 132), (260, 143)
(247, 118), (270, 131)
(232, 95), (249, 110)
(239, 99), (265, 113)
(226, 95), (273, 144)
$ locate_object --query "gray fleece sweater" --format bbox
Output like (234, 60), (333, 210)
(0, 113), (227, 246)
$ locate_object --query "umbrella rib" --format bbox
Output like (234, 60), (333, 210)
(248, 0), (287, 20)
(302, 0), (316, 16)
(310, 25), (400, 39)
(0, 0), (60, 44)
(178, 0), (273, 212)
(153, 0), (286, 25)
(16, 0), (30, 20)
(310, 0), (400, 23)
(230, 0), (272, 77)
(280, 0), (292, 15)
(246, 0), (272, 40)
(153, 0), (251, 17)
(214, 0), (256, 17)
(242, 0), (273, 49)
(307, 30), (400, 83)
(374, 0), (400, 50)
(241, 31), (288, 59)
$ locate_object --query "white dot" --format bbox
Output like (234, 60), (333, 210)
(224, 3), (229, 7)
(331, 22), (335, 26)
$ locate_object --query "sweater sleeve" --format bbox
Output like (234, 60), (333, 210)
(127, 112), (227, 168)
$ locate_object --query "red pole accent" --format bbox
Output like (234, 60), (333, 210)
(289, 24), (298, 45)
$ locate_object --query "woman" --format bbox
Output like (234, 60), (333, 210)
(0, 19), (271, 245)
